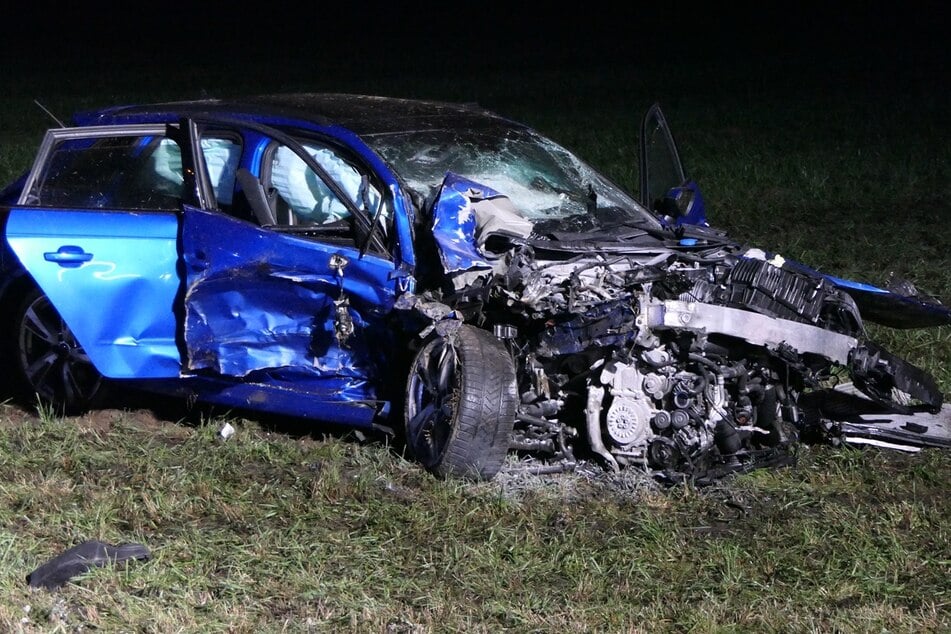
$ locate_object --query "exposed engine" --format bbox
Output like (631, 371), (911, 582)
(432, 227), (943, 482)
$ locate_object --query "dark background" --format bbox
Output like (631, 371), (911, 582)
(5, 3), (946, 89)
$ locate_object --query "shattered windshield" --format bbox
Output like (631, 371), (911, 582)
(365, 128), (658, 230)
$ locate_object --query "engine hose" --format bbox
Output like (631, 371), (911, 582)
(714, 419), (742, 454)
(734, 369), (748, 393)
(689, 352), (720, 368)
(688, 353), (747, 381)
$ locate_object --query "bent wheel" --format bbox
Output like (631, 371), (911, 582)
(405, 325), (517, 480)
(13, 288), (104, 415)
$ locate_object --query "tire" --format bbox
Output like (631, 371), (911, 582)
(404, 324), (517, 480)
(10, 287), (105, 415)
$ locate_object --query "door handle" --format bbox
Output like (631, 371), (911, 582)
(44, 245), (93, 268)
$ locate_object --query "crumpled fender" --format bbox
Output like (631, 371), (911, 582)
(824, 274), (951, 329)
(429, 173), (533, 276)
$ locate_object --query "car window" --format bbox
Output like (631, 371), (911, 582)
(266, 141), (384, 228)
(154, 136), (241, 207)
(25, 133), (187, 210)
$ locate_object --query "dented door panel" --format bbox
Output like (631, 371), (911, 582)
(182, 207), (399, 400)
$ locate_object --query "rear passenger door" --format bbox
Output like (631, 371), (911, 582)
(5, 124), (193, 378)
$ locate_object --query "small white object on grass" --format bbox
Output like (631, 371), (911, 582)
(219, 422), (235, 440)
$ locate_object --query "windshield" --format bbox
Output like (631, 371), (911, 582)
(364, 127), (658, 230)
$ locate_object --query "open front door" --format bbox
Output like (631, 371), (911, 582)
(181, 206), (401, 401)
(639, 103), (707, 226)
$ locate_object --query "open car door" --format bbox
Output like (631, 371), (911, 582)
(638, 103), (708, 227)
(176, 118), (404, 425)
(5, 124), (186, 380)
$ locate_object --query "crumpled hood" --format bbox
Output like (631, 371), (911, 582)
(428, 172), (951, 330)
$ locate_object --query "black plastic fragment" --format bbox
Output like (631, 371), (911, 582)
(27, 540), (151, 590)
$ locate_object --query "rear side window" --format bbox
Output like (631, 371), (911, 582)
(201, 138), (241, 205)
(25, 133), (187, 210)
(154, 136), (242, 207)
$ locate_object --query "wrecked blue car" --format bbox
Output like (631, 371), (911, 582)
(1, 94), (948, 482)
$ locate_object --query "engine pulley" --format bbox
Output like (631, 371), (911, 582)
(605, 397), (652, 446)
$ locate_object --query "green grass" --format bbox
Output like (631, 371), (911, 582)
(1, 408), (948, 632)
(0, 55), (948, 632)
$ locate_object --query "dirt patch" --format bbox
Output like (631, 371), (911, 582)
(0, 400), (37, 428)
(0, 394), (194, 441)
(76, 407), (185, 435)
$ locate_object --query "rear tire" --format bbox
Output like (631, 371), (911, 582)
(404, 325), (517, 480)
(10, 287), (105, 415)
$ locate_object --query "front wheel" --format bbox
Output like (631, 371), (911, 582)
(404, 325), (517, 480)
(11, 288), (105, 415)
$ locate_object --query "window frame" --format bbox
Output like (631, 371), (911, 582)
(18, 124), (187, 210)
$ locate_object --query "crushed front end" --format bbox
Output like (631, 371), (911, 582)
(420, 182), (946, 483)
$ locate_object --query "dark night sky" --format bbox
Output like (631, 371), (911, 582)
(6, 3), (946, 76)
(0, 2), (943, 119)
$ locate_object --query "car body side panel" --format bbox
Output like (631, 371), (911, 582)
(778, 260), (951, 328)
(5, 208), (182, 378)
(181, 207), (400, 400)
(128, 375), (387, 427)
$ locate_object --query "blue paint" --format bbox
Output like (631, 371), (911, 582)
(182, 207), (400, 398)
(430, 173), (502, 274)
(665, 180), (708, 227)
(6, 208), (182, 378)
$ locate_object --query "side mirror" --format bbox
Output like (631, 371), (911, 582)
(657, 185), (693, 218)
(661, 181), (707, 227)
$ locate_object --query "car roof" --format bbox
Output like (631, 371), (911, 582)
(75, 93), (527, 137)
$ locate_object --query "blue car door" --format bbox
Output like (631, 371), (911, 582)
(5, 124), (185, 378)
(180, 207), (400, 397)
(179, 128), (402, 403)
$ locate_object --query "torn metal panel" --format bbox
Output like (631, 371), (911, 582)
(393, 292), (462, 339)
(829, 274), (951, 328)
(800, 383), (951, 450)
(182, 208), (398, 388)
(782, 260), (951, 329)
(430, 173), (492, 275)
(430, 172), (532, 288)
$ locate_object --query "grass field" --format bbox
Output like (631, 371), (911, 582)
(0, 51), (948, 632)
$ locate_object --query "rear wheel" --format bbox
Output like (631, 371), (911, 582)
(11, 288), (104, 415)
(405, 325), (517, 480)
